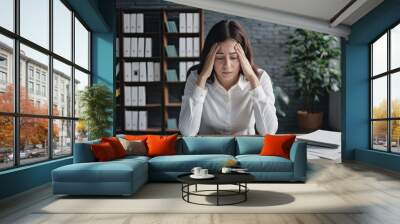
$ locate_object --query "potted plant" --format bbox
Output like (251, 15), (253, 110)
(286, 29), (340, 131)
(273, 86), (289, 118)
(79, 84), (113, 140)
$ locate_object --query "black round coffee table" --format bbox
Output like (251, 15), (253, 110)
(177, 173), (255, 206)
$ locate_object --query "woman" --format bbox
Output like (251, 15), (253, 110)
(178, 20), (278, 136)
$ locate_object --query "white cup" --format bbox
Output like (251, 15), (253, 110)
(221, 167), (232, 174)
(200, 169), (208, 176)
(191, 167), (202, 176)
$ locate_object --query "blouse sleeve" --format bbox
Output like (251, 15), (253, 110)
(250, 70), (278, 135)
(178, 71), (208, 136)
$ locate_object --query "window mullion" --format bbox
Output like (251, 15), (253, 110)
(388, 30), (391, 153)
(71, 10), (76, 153)
(48, 0), (53, 160)
(13, 0), (20, 167)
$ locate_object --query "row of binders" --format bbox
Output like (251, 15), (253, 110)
(165, 37), (200, 57)
(179, 13), (200, 33)
(179, 37), (200, 57)
(123, 13), (144, 33)
(118, 37), (152, 58)
(125, 111), (147, 131)
(166, 61), (199, 82)
(124, 62), (160, 82)
(124, 86), (146, 106)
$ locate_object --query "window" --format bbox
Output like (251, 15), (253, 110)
(28, 81), (34, 94)
(0, 0), (91, 170)
(0, 0), (14, 32)
(0, 55), (7, 67)
(28, 67), (34, 80)
(53, 0), (72, 60)
(74, 17), (90, 70)
(20, 0), (49, 49)
(53, 59), (72, 117)
(36, 83), (40, 95)
(41, 73), (46, 83)
(0, 71), (6, 84)
(35, 70), (41, 81)
(370, 23), (400, 154)
(42, 85), (46, 97)
(0, 54), (7, 89)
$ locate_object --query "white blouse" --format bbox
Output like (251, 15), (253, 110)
(178, 69), (278, 136)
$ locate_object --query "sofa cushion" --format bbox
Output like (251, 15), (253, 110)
(118, 138), (147, 156)
(236, 155), (293, 172)
(147, 134), (178, 157)
(260, 134), (296, 159)
(181, 136), (235, 155)
(91, 142), (118, 161)
(235, 136), (264, 155)
(148, 154), (235, 172)
(52, 158), (147, 183)
(101, 137), (127, 158)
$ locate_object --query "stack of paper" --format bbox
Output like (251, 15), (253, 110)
(296, 130), (342, 163)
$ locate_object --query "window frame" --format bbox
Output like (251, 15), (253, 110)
(0, 0), (92, 171)
(370, 20), (400, 154)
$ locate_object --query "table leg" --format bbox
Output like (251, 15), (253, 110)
(245, 183), (247, 201)
(195, 184), (197, 192)
(217, 184), (219, 206)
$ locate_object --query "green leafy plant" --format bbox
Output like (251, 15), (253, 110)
(286, 29), (341, 112)
(79, 84), (113, 140)
(273, 86), (289, 117)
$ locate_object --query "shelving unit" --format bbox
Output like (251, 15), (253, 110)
(115, 7), (204, 135)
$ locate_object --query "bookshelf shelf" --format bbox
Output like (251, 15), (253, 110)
(119, 32), (160, 38)
(166, 103), (182, 107)
(165, 33), (200, 38)
(116, 7), (203, 135)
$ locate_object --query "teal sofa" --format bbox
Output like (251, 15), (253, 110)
(52, 136), (307, 196)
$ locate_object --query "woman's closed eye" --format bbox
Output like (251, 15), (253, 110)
(215, 56), (238, 60)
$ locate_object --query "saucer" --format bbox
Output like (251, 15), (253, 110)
(190, 174), (215, 179)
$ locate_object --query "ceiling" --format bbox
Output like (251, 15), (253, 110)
(165, 0), (384, 38)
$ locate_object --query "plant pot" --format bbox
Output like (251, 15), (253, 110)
(297, 110), (323, 131)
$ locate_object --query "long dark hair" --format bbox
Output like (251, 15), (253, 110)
(191, 20), (260, 83)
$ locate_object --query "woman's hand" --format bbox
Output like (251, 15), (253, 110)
(235, 43), (260, 89)
(196, 43), (220, 88)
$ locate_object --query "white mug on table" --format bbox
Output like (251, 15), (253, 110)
(199, 168), (208, 176)
(191, 167), (202, 176)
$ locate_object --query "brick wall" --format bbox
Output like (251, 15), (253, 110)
(116, 1), (340, 133)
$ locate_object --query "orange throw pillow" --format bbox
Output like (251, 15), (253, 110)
(146, 134), (178, 157)
(101, 137), (127, 158)
(91, 142), (117, 161)
(124, 135), (148, 141)
(259, 134), (296, 159)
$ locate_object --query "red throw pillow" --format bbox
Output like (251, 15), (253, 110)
(259, 134), (296, 159)
(91, 142), (117, 161)
(146, 134), (178, 157)
(101, 137), (127, 158)
(124, 135), (148, 141)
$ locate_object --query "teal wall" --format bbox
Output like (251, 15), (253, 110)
(0, 0), (115, 200)
(344, 0), (400, 171)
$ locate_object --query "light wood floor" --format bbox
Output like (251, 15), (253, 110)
(1, 159), (400, 224)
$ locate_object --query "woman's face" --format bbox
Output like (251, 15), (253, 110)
(213, 39), (241, 86)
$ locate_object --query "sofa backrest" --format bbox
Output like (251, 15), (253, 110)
(73, 139), (100, 163)
(235, 136), (264, 155)
(180, 136), (235, 155)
